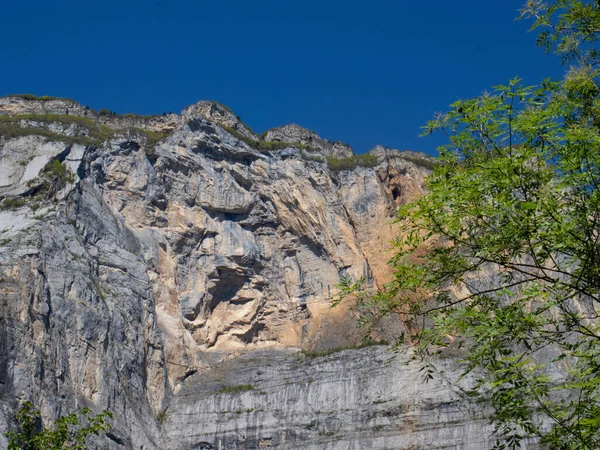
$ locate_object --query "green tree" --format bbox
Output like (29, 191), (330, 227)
(6, 401), (113, 450)
(346, 1), (600, 448)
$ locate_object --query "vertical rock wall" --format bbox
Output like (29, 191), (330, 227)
(0, 97), (522, 449)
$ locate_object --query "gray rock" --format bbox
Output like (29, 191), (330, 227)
(262, 124), (354, 158)
(0, 96), (535, 449)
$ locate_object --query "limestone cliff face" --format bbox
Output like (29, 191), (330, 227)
(262, 124), (353, 158)
(0, 97), (518, 449)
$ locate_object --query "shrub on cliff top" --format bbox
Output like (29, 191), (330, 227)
(0, 114), (114, 144)
(326, 154), (378, 171)
(7, 94), (75, 102)
(222, 126), (313, 153)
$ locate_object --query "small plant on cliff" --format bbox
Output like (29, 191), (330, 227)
(222, 126), (314, 153)
(156, 409), (170, 427)
(6, 401), (113, 450)
(41, 160), (75, 194)
(0, 198), (27, 210)
(0, 114), (115, 145)
(7, 94), (75, 102)
(217, 384), (255, 394)
(300, 339), (389, 358)
(395, 154), (437, 171)
(326, 154), (378, 171)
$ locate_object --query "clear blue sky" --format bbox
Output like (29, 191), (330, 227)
(1, 1), (566, 155)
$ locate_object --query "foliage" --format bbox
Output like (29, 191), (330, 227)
(7, 94), (75, 102)
(156, 410), (170, 426)
(8, 94), (39, 101)
(0, 198), (27, 210)
(339, 2), (600, 448)
(6, 401), (113, 450)
(0, 114), (114, 145)
(326, 154), (378, 171)
(122, 113), (160, 120)
(0, 124), (97, 147)
(521, 0), (600, 65)
(0, 114), (171, 154)
(42, 160), (75, 191)
(396, 154), (437, 171)
(213, 101), (233, 114)
(122, 127), (169, 148)
(222, 126), (313, 153)
(217, 384), (255, 394)
(300, 338), (389, 358)
(300, 151), (325, 163)
(140, 129), (169, 147)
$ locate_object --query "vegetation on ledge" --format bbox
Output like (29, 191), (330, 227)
(42, 159), (75, 191)
(222, 125), (315, 153)
(391, 154), (437, 171)
(0, 123), (99, 146)
(0, 198), (27, 210)
(217, 384), (255, 394)
(326, 154), (378, 171)
(300, 151), (325, 163)
(6, 93), (76, 102)
(300, 339), (388, 358)
(0, 114), (114, 145)
(0, 114), (172, 149)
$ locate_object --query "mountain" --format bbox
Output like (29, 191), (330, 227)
(0, 95), (530, 449)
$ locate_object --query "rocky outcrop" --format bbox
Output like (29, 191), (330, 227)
(164, 346), (543, 450)
(0, 97), (522, 449)
(262, 124), (353, 158)
(182, 101), (257, 140)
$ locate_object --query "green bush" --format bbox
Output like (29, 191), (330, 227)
(139, 129), (168, 147)
(6, 401), (112, 450)
(0, 198), (26, 210)
(0, 113), (173, 155)
(326, 154), (378, 171)
(301, 151), (325, 163)
(300, 339), (388, 358)
(43, 160), (74, 188)
(395, 155), (437, 171)
(122, 113), (161, 120)
(214, 101), (233, 113)
(8, 94), (38, 101)
(223, 126), (313, 153)
(0, 123), (99, 146)
(156, 410), (170, 425)
(121, 128), (170, 161)
(0, 114), (114, 145)
(7, 94), (75, 102)
(217, 384), (255, 394)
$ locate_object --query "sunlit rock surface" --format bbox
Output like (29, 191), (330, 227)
(0, 97), (534, 449)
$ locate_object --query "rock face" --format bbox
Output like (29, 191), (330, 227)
(262, 124), (353, 158)
(0, 97), (525, 449)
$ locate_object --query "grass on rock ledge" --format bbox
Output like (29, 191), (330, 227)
(0, 114), (172, 149)
(326, 154), (378, 171)
(222, 126), (316, 153)
(7, 93), (77, 102)
(217, 384), (255, 394)
(300, 339), (389, 358)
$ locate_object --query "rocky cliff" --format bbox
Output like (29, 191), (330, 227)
(0, 96), (529, 449)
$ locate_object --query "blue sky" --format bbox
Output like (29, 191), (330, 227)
(1, 1), (566, 155)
